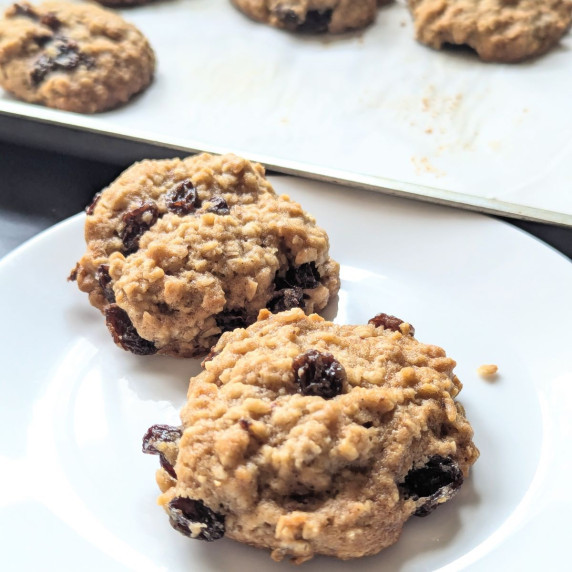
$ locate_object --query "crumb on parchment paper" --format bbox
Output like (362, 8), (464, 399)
(477, 364), (498, 378)
(411, 156), (446, 178)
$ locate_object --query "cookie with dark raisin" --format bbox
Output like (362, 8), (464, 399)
(0, 2), (155, 113)
(408, 0), (572, 62)
(92, 0), (157, 7)
(71, 153), (340, 357)
(147, 308), (479, 562)
(231, 0), (383, 34)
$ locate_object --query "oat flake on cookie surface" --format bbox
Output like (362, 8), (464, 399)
(71, 153), (340, 358)
(0, 1), (155, 113)
(144, 309), (479, 562)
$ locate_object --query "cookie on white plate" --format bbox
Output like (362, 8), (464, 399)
(70, 153), (340, 358)
(144, 308), (479, 562)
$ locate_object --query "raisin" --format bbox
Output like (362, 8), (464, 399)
(104, 305), (157, 355)
(205, 195), (230, 215)
(167, 180), (200, 215)
(368, 313), (415, 336)
(11, 4), (59, 33)
(215, 309), (247, 333)
(292, 349), (346, 399)
(399, 455), (464, 517)
(286, 262), (320, 289)
(275, 7), (332, 33)
(142, 424), (182, 479)
(442, 42), (477, 55)
(53, 43), (80, 68)
(275, 7), (301, 28)
(168, 497), (225, 541)
(142, 424), (182, 454)
(201, 348), (219, 366)
(437, 425), (450, 439)
(267, 286), (304, 313)
(276, 262), (320, 290)
(33, 33), (53, 47)
(12, 3), (38, 19)
(30, 37), (95, 86)
(82, 52), (96, 70)
(156, 302), (173, 314)
(40, 12), (60, 30)
(238, 418), (251, 431)
(293, 262), (320, 288)
(95, 264), (115, 303)
(298, 9), (333, 33)
(85, 192), (101, 215)
(68, 263), (79, 282)
(119, 203), (159, 255)
(31, 54), (53, 85)
(287, 493), (315, 505)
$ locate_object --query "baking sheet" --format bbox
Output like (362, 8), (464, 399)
(1, 0), (571, 226)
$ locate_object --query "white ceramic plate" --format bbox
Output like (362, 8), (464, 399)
(1, 176), (571, 571)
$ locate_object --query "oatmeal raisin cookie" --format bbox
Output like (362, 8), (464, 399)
(144, 309), (479, 562)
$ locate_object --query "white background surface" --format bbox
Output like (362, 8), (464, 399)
(1, 0), (571, 223)
(1, 177), (571, 570)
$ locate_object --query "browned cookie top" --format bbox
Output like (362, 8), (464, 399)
(0, 2), (155, 112)
(409, 0), (572, 62)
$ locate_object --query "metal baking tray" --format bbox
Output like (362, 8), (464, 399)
(1, 0), (571, 226)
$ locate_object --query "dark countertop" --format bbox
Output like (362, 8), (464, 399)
(1, 139), (571, 261)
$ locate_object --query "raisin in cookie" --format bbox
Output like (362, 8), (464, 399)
(0, 2), (155, 113)
(144, 308), (479, 562)
(408, 0), (572, 62)
(231, 0), (381, 34)
(70, 154), (340, 358)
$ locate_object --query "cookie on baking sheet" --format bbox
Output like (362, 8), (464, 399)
(70, 153), (340, 358)
(231, 0), (381, 34)
(143, 309), (479, 562)
(408, 0), (572, 62)
(92, 0), (156, 7)
(0, 2), (155, 113)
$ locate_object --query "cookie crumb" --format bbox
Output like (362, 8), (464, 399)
(477, 364), (498, 378)
(411, 156), (446, 178)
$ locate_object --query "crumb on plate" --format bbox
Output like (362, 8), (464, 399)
(477, 364), (498, 377)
